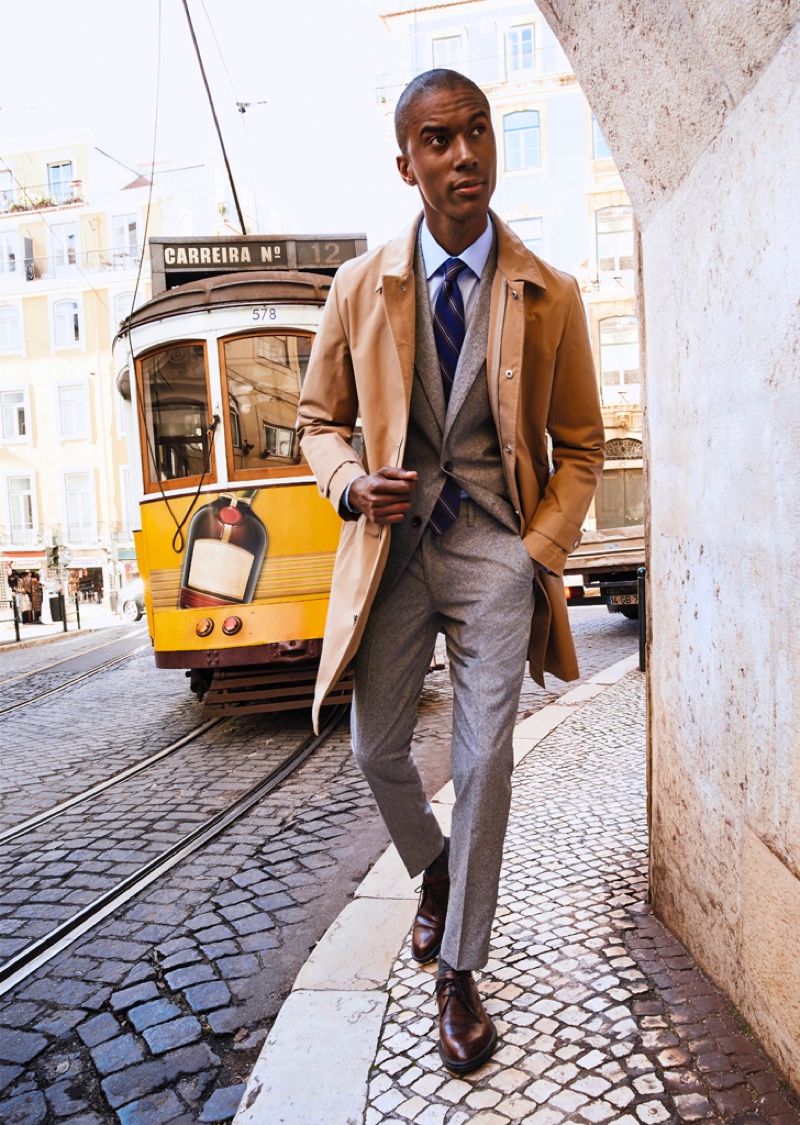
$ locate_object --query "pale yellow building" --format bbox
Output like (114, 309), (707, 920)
(378, 0), (643, 531)
(0, 133), (243, 609)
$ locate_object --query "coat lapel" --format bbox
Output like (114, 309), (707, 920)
(413, 238), (446, 430)
(379, 219), (420, 430)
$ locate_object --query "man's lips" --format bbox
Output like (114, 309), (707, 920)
(452, 181), (485, 196)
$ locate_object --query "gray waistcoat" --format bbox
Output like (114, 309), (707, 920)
(380, 232), (517, 596)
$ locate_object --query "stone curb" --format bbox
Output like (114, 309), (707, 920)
(233, 651), (640, 1125)
(0, 623), (107, 650)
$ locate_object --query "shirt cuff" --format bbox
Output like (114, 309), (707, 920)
(342, 476), (365, 515)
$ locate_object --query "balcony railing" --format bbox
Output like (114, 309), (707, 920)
(0, 181), (86, 215)
(376, 46), (575, 106)
(3, 247), (145, 283)
(0, 525), (46, 549)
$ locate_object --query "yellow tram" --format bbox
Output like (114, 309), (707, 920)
(113, 234), (366, 712)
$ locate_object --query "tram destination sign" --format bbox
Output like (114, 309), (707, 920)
(150, 235), (367, 293)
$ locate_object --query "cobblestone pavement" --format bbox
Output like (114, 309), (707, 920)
(365, 674), (800, 1125)
(0, 608), (641, 1124)
(1, 651), (199, 830)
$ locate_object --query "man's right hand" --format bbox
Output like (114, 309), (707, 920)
(348, 467), (418, 525)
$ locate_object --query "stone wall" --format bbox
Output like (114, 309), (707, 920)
(536, 0), (800, 1093)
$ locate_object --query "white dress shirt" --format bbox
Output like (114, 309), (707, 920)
(419, 216), (494, 327)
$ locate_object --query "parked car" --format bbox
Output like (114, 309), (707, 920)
(118, 577), (145, 621)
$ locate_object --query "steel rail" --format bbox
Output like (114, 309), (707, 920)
(0, 719), (224, 846)
(0, 644), (150, 717)
(0, 629), (145, 688)
(0, 704), (348, 996)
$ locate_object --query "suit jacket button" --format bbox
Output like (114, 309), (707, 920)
(505, 444), (512, 453)
(412, 516), (422, 527)
(443, 460), (453, 472)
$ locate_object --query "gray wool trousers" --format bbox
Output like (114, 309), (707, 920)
(351, 500), (535, 971)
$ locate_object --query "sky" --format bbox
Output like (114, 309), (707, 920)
(0, 0), (427, 247)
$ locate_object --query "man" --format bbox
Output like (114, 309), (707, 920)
(297, 69), (604, 1072)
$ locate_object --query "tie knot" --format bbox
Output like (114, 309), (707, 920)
(443, 257), (468, 283)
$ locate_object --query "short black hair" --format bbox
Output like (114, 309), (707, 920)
(394, 69), (489, 155)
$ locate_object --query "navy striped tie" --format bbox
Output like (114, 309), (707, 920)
(429, 257), (468, 536)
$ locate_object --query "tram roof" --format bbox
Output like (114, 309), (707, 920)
(115, 270), (334, 338)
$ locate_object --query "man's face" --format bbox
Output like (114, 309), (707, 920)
(397, 85), (497, 245)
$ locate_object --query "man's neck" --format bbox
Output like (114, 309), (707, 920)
(423, 210), (490, 257)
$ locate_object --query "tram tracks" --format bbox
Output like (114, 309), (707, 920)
(0, 704), (348, 996)
(0, 628), (146, 689)
(0, 639), (150, 717)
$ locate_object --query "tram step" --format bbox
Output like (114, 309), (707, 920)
(201, 665), (353, 715)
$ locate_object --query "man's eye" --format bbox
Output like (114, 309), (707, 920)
(430, 135), (447, 146)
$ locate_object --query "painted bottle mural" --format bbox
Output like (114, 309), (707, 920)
(179, 490), (267, 609)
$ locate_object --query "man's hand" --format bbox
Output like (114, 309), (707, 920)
(348, 467), (418, 525)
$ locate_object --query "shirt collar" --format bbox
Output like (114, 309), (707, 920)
(420, 216), (493, 281)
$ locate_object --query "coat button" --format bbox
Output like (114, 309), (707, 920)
(511, 289), (518, 299)
(412, 516), (422, 527)
(505, 445), (512, 454)
(443, 460), (453, 472)
(505, 369), (513, 379)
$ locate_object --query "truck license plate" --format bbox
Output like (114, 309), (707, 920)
(609, 594), (638, 605)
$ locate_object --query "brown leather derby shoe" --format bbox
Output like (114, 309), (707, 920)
(411, 868), (449, 963)
(436, 969), (498, 1073)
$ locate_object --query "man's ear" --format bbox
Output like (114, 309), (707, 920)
(396, 154), (415, 187)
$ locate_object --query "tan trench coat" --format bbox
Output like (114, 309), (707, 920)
(298, 211), (604, 728)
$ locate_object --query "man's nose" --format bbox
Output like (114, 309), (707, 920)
(452, 135), (478, 167)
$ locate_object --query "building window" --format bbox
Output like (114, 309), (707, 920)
(1, 231), (18, 275)
(114, 291), (134, 329)
(507, 25), (535, 73)
(596, 206), (634, 273)
(7, 474), (34, 535)
(591, 115), (612, 160)
(263, 423), (296, 458)
(52, 221), (79, 274)
(58, 383), (89, 438)
(0, 305), (22, 352)
(432, 35), (464, 70)
(54, 299), (80, 346)
(2, 390), (27, 440)
(0, 169), (14, 209)
(600, 316), (640, 404)
(112, 214), (139, 265)
(64, 471), (94, 540)
(595, 467), (643, 528)
(504, 111), (542, 171)
(48, 160), (74, 202)
(509, 217), (544, 257)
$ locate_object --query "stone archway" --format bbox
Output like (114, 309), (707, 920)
(533, 1), (800, 1090)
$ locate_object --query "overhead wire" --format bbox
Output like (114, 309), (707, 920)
(198, 0), (262, 231)
(180, 0), (247, 234)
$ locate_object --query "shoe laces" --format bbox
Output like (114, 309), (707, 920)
(435, 974), (481, 1021)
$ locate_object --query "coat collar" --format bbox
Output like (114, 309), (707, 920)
(377, 209), (547, 291)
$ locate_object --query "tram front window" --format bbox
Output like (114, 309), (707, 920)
(139, 344), (213, 488)
(221, 333), (312, 478)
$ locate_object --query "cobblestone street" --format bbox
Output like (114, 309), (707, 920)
(0, 608), (639, 1124)
(363, 674), (800, 1125)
